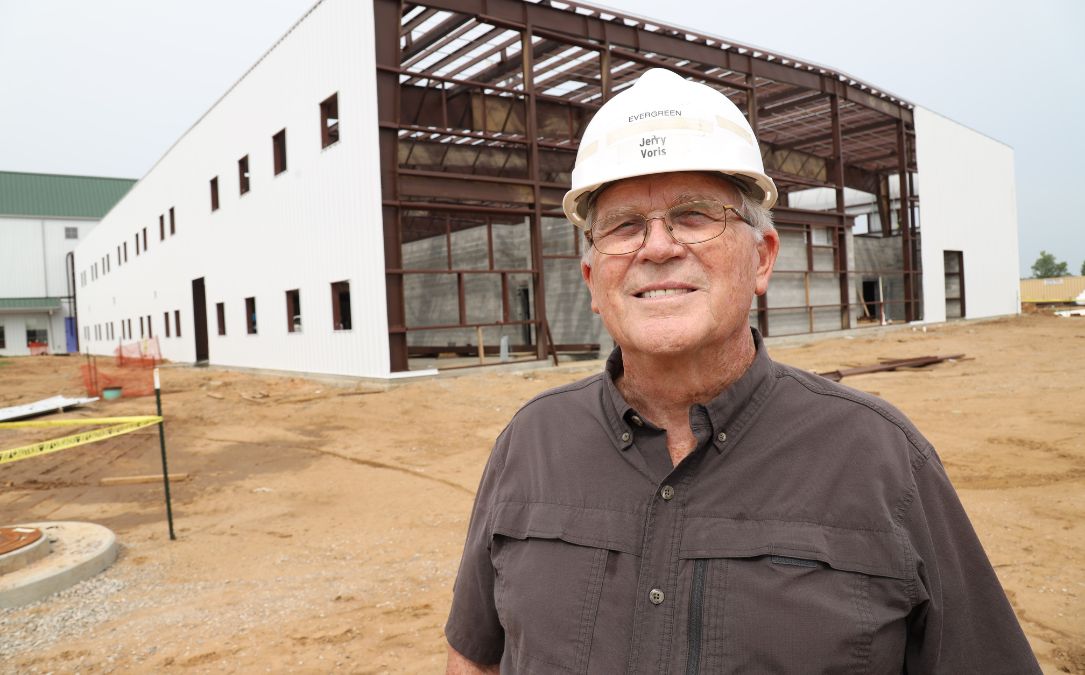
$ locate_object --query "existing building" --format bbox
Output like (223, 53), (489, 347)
(75, 0), (1020, 379)
(0, 171), (135, 356)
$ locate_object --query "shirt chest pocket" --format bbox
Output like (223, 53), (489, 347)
(490, 501), (643, 675)
(680, 518), (914, 674)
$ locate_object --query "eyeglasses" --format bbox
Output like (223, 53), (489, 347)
(588, 199), (742, 255)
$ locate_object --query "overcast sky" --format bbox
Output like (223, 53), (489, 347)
(1, 0), (1081, 277)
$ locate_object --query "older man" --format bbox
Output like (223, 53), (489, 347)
(445, 68), (1039, 674)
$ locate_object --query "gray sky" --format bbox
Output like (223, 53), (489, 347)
(1, 0), (1081, 277)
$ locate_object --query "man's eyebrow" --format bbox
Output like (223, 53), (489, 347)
(668, 192), (716, 205)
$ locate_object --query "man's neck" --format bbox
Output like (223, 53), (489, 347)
(616, 330), (756, 465)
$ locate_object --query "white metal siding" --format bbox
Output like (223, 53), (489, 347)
(913, 106), (1020, 322)
(75, 0), (390, 377)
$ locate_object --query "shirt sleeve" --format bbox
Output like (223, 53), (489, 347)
(444, 428), (509, 665)
(903, 448), (1041, 674)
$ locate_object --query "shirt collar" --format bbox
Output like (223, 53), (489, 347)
(601, 328), (776, 453)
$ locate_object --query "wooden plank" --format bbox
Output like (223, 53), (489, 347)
(100, 473), (190, 487)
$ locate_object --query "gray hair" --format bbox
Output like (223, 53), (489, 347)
(581, 174), (775, 266)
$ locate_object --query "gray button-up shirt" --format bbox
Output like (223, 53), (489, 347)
(445, 330), (1039, 673)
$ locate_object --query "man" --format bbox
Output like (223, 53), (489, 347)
(445, 68), (1039, 674)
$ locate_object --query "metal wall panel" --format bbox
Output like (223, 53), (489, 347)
(74, 0), (391, 377)
(913, 106), (1020, 322)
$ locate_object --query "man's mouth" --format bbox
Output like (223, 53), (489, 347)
(636, 288), (694, 299)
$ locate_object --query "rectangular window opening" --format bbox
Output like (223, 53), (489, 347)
(320, 93), (339, 148)
(238, 155), (250, 194)
(286, 289), (301, 333)
(169, 207), (176, 235)
(216, 302), (226, 336)
(210, 176), (220, 211)
(245, 297), (257, 334)
(123, 241), (128, 262)
(142, 227), (148, 252)
(65, 227), (78, 239)
(331, 280), (352, 331)
(272, 129), (287, 175)
(164, 311), (171, 338)
(140, 316), (145, 338)
(146, 314), (152, 338)
(174, 310), (181, 338)
(159, 214), (165, 241)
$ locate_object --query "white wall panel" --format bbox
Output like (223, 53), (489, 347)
(76, 0), (390, 377)
(914, 107), (1020, 322)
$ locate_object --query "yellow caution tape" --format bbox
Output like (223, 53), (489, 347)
(0, 416), (162, 465)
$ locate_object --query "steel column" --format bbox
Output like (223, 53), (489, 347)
(897, 119), (915, 322)
(830, 95), (851, 329)
(522, 22), (548, 359)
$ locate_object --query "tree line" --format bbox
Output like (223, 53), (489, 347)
(1030, 251), (1085, 279)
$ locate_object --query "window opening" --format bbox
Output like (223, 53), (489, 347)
(142, 227), (148, 252)
(164, 311), (171, 337)
(216, 302), (226, 336)
(26, 317), (48, 345)
(124, 241), (128, 262)
(169, 207), (176, 235)
(245, 297), (257, 334)
(320, 93), (339, 148)
(272, 129), (287, 174)
(331, 281), (352, 330)
(65, 227), (78, 239)
(175, 310), (181, 337)
(159, 214), (165, 241)
(239, 155), (250, 194)
(286, 289), (301, 332)
(146, 314), (152, 338)
(140, 316), (145, 338)
(210, 176), (220, 211)
(0, 324), (5, 349)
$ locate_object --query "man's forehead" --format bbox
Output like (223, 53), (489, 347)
(594, 171), (741, 210)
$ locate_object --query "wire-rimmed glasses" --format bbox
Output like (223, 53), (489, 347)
(588, 199), (741, 255)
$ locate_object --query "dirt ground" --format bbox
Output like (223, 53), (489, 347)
(1, 312), (1082, 674)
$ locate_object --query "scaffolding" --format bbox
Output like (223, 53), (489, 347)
(374, 0), (922, 371)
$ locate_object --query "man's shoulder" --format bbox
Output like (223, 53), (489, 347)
(769, 359), (931, 458)
(511, 371), (608, 420)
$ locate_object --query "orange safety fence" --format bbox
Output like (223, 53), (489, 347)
(80, 338), (160, 398)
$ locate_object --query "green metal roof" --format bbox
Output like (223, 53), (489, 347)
(0, 297), (63, 311)
(0, 171), (136, 219)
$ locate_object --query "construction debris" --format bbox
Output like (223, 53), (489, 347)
(817, 355), (965, 382)
(99, 474), (190, 487)
(0, 395), (98, 423)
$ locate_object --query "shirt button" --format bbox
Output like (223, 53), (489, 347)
(660, 485), (674, 501)
(717, 431), (727, 443)
(621, 431), (631, 443)
(649, 588), (665, 605)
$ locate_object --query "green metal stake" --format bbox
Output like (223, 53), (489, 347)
(153, 367), (177, 541)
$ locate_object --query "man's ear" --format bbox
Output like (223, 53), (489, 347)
(754, 228), (780, 296)
(581, 258), (600, 315)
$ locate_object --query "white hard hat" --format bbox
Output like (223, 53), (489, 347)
(562, 68), (777, 228)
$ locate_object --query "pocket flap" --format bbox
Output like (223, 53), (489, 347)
(492, 501), (644, 555)
(679, 516), (910, 579)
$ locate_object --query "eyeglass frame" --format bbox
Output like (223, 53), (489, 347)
(585, 199), (746, 256)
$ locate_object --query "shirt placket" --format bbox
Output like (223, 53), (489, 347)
(625, 405), (713, 675)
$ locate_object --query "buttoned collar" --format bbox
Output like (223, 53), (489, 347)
(601, 328), (776, 453)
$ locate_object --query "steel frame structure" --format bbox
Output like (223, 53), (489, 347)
(374, 0), (921, 371)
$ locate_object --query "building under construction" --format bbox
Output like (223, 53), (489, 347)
(74, 0), (1020, 378)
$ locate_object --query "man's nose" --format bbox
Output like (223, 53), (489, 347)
(639, 216), (685, 261)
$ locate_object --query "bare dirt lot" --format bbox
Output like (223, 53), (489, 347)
(1, 313), (1083, 674)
